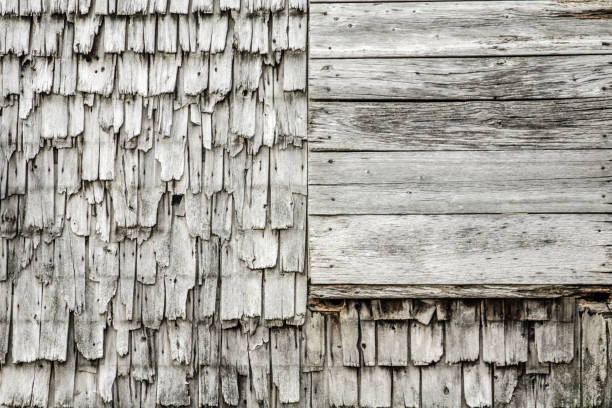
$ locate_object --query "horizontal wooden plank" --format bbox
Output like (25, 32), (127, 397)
(309, 285), (612, 299)
(309, 214), (612, 285)
(309, 182), (612, 215)
(310, 150), (612, 185)
(308, 99), (612, 151)
(310, 2), (612, 58)
(309, 150), (612, 214)
(309, 56), (612, 100)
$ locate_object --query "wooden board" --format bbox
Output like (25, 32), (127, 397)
(310, 2), (612, 58)
(309, 56), (612, 100)
(309, 214), (612, 285)
(308, 99), (612, 151)
(309, 150), (612, 214)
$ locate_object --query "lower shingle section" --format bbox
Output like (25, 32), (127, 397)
(0, 297), (609, 406)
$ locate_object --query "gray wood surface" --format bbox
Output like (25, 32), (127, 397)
(310, 56), (612, 100)
(377, 321), (409, 366)
(445, 301), (479, 363)
(410, 321), (443, 366)
(309, 214), (612, 285)
(464, 359), (493, 408)
(421, 361), (462, 406)
(309, 99), (612, 151)
(581, 312), (608, 406)
(392, 366), (420, 408)
(309, 150), (612, 214)
(310, 2), (612, 58)
(308, 0), (612, 298)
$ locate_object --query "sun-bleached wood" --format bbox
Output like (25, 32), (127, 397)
(309, 150), (612, 214)
(310, 1), (612, 58)
(421, 362), (461, 406)
(309, 56), (612, 101)
(309, 214), (612, 285)
(309, 99), (612, 152)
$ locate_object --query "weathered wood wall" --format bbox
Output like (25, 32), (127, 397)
(308, 0), (612, 293)
(0, 0), (611, 406)
(304, 2), (612, 404)
(0, 0), (308, 405)
(302, 298), (612, 408)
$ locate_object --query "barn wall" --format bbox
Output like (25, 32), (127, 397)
(0, 1), (611, 407)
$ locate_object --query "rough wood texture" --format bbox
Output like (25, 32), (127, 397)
(310, 214), (611, 285)
(310, 56), (612, 101)
(309, 99), (612, 152)
(0, 0), (306, 405)
(307, 0), (608, 404)
(1, 0), (611, 406)
(310, 2), (612, 58)
(307, 0), (612, 297)
(310, 298), (610, 408)
(310, 150), (611, 214)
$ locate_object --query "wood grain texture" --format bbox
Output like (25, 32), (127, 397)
(445, 301), (479, 364)
(310, 1), (612, 58)
(581, 312), (608, 406)
(377, 321), (409, 366)
(309, 214), (612, 285)
(421, 361), (462, 406)
(309, 150), (612, 214)
(309, 99), (612, 152)
(463, 359), (493, 408)
(309, 56), (612, 100)
(410, 321), (443, 366)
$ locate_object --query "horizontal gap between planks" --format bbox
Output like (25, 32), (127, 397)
(309, 53), (612, 60)
(308, 214), (612, 217)
(308, 284), (612, 299)
(306, 148), (612, 153)
(308, 97), (612, 103)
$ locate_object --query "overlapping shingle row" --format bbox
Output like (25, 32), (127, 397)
(305, 298), (611, 407)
